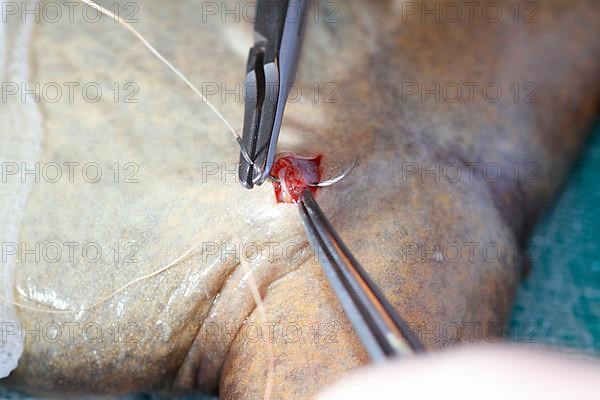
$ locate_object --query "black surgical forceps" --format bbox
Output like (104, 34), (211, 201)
(238, 0), (308, 188)
(298, 189), (425, 362)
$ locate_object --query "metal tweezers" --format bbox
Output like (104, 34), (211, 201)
(298, 189), (425, 362)
(238, 0), (308, 188)
(238, 0), (424, 362)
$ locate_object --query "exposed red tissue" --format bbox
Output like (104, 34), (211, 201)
(270, 152), (322, 203)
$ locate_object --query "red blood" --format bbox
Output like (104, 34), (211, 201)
(270, 152), (322, 203)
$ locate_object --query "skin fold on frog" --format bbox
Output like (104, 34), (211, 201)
(1, 0), (600, 399)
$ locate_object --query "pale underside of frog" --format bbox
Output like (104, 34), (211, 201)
(1, 1), (600, 399)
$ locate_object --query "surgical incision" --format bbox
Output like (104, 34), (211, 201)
(270, 153), (322, 203)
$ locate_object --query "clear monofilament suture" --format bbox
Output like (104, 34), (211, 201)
(239, 259), (275, 400)
(2, 237), (203, 314)
(6, 4), (276, 395)
(77, 0), (256, 166)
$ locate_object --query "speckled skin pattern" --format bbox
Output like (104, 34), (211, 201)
(4, 0), (600, 398)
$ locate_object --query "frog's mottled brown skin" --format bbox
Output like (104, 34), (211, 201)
(4, 0), (600, 399)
